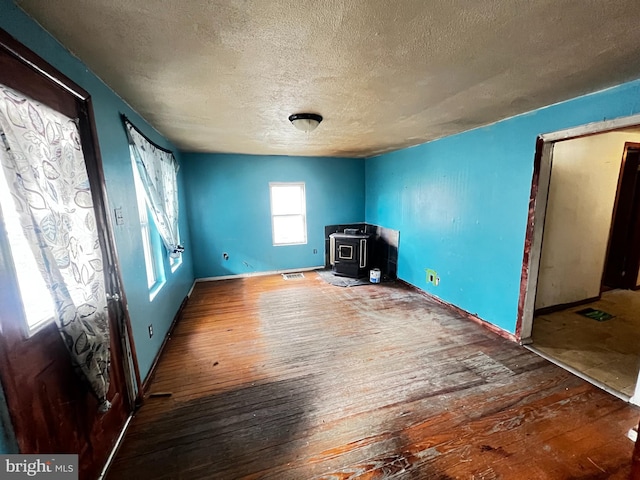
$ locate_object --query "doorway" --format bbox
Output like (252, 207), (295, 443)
(518, 118), (640, 404)
(0, 29), (138, 478)
(603, 146), (640, 290)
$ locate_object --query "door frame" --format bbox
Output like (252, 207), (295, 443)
(0, 27), (142, 439)
(516, 113), (640, 342)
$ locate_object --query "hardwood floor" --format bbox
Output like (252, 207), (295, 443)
(107, 273), (640, 479)
(533, 289), (640, 397)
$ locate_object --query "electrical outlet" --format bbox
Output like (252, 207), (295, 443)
(425, 268), (440, 286)
(148, 324), (153, 338)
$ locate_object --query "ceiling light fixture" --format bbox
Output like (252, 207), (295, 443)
(288, 113), (323, 133)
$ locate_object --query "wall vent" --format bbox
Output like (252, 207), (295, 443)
(282, 272), (304, 280)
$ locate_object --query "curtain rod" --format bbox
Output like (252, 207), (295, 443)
(120, 113), (175, 156)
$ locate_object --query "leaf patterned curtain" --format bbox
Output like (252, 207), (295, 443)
(0, 84), (112, 412)
(123, 119), (183, 257)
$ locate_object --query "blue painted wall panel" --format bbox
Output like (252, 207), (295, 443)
(0, 0), (195, 451)
(366, 80), (640, 334)
(182, 153), (364, 278)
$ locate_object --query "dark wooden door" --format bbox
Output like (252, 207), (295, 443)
(0, 30), (133, 479)
(603, 145), (640, 290)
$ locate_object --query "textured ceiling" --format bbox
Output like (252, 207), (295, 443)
(16, 0), (640, 158)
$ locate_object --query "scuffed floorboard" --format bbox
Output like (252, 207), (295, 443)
(107, 274), (639, 479)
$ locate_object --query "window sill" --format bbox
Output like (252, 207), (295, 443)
(149, 280), (166, 302)
(26, 316), (54, 338)
(170, 258), (183, 273)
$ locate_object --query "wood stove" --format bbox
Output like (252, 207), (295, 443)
(329, 230), (372, 278)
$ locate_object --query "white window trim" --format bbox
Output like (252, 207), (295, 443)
(149, 275), (165, 301)
(131, 149), (166, 298)
(269, 182), (307, 246)
(139, 208), (156, 289)
(169, 227), (183, 273)
(170, 254), (183, 273)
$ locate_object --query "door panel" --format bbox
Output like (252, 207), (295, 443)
(0, 29), (133, 479)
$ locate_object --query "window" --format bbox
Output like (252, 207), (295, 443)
(0, 163), (55, 335)
(131, 151), (165, 297)
(124, 118), (182, 262)
(270, 182), (307, 245)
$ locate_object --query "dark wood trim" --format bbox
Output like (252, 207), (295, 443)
(515, 137), (544, 341)
(533, 296), (601, 316)
(140, 295), (189, 396)
(83, 99), (143, 407)
(0, 29), (87, 101)
(397, 279), (518, 343)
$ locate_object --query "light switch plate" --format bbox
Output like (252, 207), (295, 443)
(114, 207), (124, 225)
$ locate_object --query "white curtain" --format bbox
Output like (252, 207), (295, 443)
(124, 118), (183, 257)
(0, 84), (111, 412)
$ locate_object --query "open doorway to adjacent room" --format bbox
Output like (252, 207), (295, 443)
(518, 117), (640, 404)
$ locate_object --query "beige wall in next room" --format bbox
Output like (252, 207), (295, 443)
(536, 131), (640, 310)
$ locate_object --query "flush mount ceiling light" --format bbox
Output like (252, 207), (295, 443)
(288, 113), (323, 133)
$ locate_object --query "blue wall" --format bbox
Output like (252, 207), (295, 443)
(0, 0), (194, 451)
(182, 153), (364, 278)
(366, 80), (640, 334)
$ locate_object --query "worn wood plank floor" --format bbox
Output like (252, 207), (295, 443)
(107, 273), (639, 479)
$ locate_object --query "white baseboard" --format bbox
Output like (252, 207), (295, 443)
(187, 279), (196, 297)
(197, 265), (324, 282)
(98, 413), (134, 480)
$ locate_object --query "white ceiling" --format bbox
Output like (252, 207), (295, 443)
(16, 0), (640, 158)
